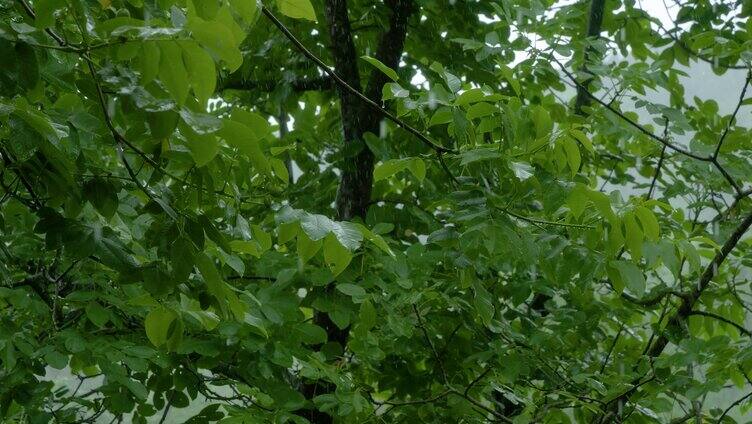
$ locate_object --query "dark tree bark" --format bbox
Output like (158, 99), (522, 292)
(329, 0), (415, 221)
(574, 0), (607, 115)
(300, 1), (416, 422)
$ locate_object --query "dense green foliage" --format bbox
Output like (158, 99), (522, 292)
(1, 0), (752, 422)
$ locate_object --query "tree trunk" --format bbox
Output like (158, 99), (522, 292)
(301, 1), (416, 422)
(574, 0), (607, 115)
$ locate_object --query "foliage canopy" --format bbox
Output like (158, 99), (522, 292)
(1, 0), (752, 422)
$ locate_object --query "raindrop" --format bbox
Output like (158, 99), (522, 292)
(428, 91), (437, 110)
(713, 56), (719, 70)
(619, 28), (626, 42)
(379, 119), (387, 138)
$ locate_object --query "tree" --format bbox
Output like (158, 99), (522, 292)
(1, 0), (752, 421)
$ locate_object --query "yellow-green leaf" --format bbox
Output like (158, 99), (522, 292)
(158, 42), (189, 106)
(635, 206), (660, 242)
(181, 42), (216, 105)
(323, 234), (352, 276)
(361, 56), (398, 81)
(145, 307), (177, 347)
(277, 0), (316, 21)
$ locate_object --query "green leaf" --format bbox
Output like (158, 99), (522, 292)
(85, 302), (110, 327)
(567, 183), (588, 219)
(277, 0), (317, 21)
(466, 102), (497, 120)
(298, 323), (327, 344)
(610, 260), (646, 296)
(323, 234), (352, 276)
(140, 42), (161, 84)
(219, 120), (273, 177)
(430, 62), (461, 93)
(498, 63), (520, 96)
(35, 0), (65, 29)
(428, 107), (454, 127)
(473, 283), (494, 326)
(83, 178), (118, 219)
(145, 307), (178, 347)
(459, 147), (502, 165)
(356, 224), (393, 256)
(277, 207), (364, 250)
(360, 56), (398, 81)
(181, 295), (220, 331)
(373, 158), (425, 182)
(624, 213), (644, 262)
(297, 231), (322, 264)
(179, 122), (219, 167)
(195, 252), (226, 301)
(229, 0), (258, 23)
(569, 129), (594, 154)
(230, 240), (261, 257)
(252, 225), (272, 251)
(148, 111), (180, 140)
(586, 190), (616, 222)
(44, 350), (68, 369)
(455, 88), (486, 106)
(510, 161), (534, 181)
(188, 16), (243, 71)
(158, 42), (190, 106)
(560, 137), (581, 177)
(336, 283), (366, 298)
(181, 42), (217, 105)
(243, 313), (268, 338)
(359, 299), (376, 330)
(635, 206), (660, 242)
(532, 105), (552, 138)
(171, 237), (195, 281)
(270, 158), (290, 184)
(382, 83), (409, 100)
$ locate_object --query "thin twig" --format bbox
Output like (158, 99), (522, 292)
(464, 367), (493, 396)
(412, 304), (448, 384)
(549, 54), (711, 161)
(646, 118), (669, 199)
(716, 390), (752, 424)
(713, 71), (751, 159)
(500, 207), (595, 229)
(599, 323), (625, 374)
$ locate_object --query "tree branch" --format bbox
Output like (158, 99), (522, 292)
(716, 390), (752, 424)
(687, 310), (751, 337)
(602, 210), (752, 417)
